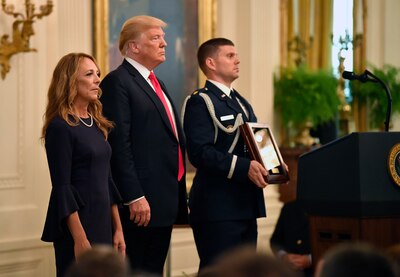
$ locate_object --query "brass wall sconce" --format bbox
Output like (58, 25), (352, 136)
(0, 0), (53, 80)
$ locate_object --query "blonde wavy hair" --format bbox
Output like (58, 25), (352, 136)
(41, 53), (113, 141)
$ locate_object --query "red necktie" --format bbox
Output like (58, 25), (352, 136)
(149, 72), (185, 181)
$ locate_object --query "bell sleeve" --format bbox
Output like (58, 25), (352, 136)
(41, 120), (85, 242)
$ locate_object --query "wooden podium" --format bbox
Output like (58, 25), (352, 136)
(280, 146), (311, 203)
(297, 132), (400, 263)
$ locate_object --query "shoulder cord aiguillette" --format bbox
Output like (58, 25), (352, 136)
(181, 93), (243, 153)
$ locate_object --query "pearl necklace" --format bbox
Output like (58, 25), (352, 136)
(79, 113), (93, 127)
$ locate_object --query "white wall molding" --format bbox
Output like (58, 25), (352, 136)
(0, 55), (25, 189)
(0, 237), (51, 253)
(0, 258), (42, 275)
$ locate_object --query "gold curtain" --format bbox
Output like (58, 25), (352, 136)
(198, 0), (217, 86)
(352, 0), (367, 131)
(281, 0), (333, 70)
(308, 0), (333, 70)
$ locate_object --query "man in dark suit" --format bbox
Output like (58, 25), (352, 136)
(182, 38), (268, 271)
(270, 200), (313, 277)
(100, 15), (188, 275)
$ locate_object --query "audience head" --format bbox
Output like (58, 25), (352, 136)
(198, 246), (299, 277)
(317, 242), (397, 277)
(66, 245), (129, 277)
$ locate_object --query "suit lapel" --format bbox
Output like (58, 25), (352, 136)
(122, 61), (176, 138)
(231, 89), (250, 121)
(158, 79), (184, 140)
(234, 90), (257, 122)
(159, 80), (186, 144)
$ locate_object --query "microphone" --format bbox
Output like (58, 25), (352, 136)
(343, 69), (392, 132)
(342, 71), (358, 80)
(342, 70), (373, 83)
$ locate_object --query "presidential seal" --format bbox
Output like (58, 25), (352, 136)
(388, 143), (400, 186)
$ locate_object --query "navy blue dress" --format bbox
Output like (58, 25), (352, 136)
(41, 116), (121, 277)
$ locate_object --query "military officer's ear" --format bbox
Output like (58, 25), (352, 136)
(205, 57), (216, 71)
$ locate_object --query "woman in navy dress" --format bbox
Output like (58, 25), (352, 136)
(41, 53), (126, 277)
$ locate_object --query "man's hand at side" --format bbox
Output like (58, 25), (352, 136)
(129, 197), (151, 226)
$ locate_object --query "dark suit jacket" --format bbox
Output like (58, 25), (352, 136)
(270, 200), (312, 276)
(100, 59), (188, 227)
(183, 81), (266, 224)
(270, 200), (311, 254)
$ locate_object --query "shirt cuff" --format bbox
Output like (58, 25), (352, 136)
(124, 196), (144, 205)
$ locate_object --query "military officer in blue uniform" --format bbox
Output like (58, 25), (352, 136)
(182, 38), (269, 271)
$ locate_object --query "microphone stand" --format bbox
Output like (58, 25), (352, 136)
(364, 70), (392, 132)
